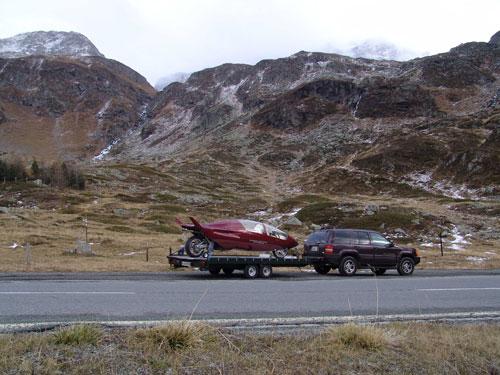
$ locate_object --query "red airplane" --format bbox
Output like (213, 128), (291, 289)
(176, 217), (298, 258)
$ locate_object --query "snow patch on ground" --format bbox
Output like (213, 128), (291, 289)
(269, 208), (301, 223)
(405, 172), (481, 200)
(466, 256), (487, 263)
(448, 225), (471, 251)
(219, 79), (246, 112)
(93, 139), (119, 161)
(250, 210), (269, 217)
(119, 251), (145, 256)
(96, 99), (112, 119)
(420, 242), (437, 248)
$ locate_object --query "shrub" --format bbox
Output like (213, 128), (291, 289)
(0, 159), (27, 182)
(0, 158), (85, 190)
(39, 162), (86, 190)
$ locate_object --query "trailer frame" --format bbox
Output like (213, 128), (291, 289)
(167, 249), (316, 279)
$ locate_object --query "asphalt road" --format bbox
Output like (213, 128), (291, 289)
(0, 269), (499, 325)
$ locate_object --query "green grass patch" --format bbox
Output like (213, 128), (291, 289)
(297, 203), (418, 230)
(154, 192), (177, 202)
(276, 194), (331, 212)
(106, 225), (142, 234)
(142, 222), (180, 234)
(115, 193), (151, 203)
(82, 212), (126, 225)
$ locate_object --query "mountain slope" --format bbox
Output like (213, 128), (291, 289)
(113, 33), (499, 199)
(0, 32), (155, 161)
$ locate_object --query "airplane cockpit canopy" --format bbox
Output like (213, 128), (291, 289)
(239, 220), (288, 240)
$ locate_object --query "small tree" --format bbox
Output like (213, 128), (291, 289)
(31, 159), (40, 178)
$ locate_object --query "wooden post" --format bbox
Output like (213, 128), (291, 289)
(439, 230), (448, 257)
(83, 217), (88, 244)
(146, 244), (149, 262)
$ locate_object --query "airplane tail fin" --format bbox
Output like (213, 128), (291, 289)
(189, 217), (203, 229)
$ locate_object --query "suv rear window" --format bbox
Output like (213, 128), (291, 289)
(333, 230), (356, 245)
(305, 231), (330, 244)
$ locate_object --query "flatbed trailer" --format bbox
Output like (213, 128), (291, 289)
(168, 252), (315, 279)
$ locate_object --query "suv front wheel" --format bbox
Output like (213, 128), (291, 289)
(397, 257), (415, 276)
(339, 256), (358, 276)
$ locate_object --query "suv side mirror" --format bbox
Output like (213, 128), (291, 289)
(387, 242), (394, 247)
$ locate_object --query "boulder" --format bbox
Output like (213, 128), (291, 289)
(285, 216), (303, 226)
(394, 228), (408, 236)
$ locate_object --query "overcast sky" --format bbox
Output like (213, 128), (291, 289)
(0, 0), (499, 84)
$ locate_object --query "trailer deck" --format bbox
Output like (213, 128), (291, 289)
(167, 252), (314, 278)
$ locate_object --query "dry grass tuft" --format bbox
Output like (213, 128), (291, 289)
(53, 324), (102, 346)
(326, 323), (389, 351)
(132, 321), (215, 352)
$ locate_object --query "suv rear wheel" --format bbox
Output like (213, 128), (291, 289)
(339, 256), (358, 276)
(397, 257), (415, 276)
(313, 264), (331, 275)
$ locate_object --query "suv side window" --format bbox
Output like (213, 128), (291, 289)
(333, 230), (355, 245)
(357, 231), (370, 245)
(370, 232), (391, 246)
(305, 231), (330, 244)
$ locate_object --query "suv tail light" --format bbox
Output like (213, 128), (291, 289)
(324, 244), (335, 255)
(415, 249), (419, 257)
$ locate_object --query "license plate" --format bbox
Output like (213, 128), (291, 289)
(181, 261), (191, 267)
(311, 246), (318, 252)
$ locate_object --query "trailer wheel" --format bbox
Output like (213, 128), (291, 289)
(208, 266), (221, 275)
(244, 265), (259, 279)
(222, 267), (234, 276)
(259, 265), (272, 278)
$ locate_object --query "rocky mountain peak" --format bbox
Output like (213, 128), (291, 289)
(489, 30), (500, 46)
(0, 31), (104, 58)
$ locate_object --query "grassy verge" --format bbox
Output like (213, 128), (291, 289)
(0, 322), (499, 374)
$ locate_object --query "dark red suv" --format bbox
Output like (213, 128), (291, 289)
(303, 229), (420, 276)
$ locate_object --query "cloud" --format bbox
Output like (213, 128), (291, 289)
(1, 0), (499, 84)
